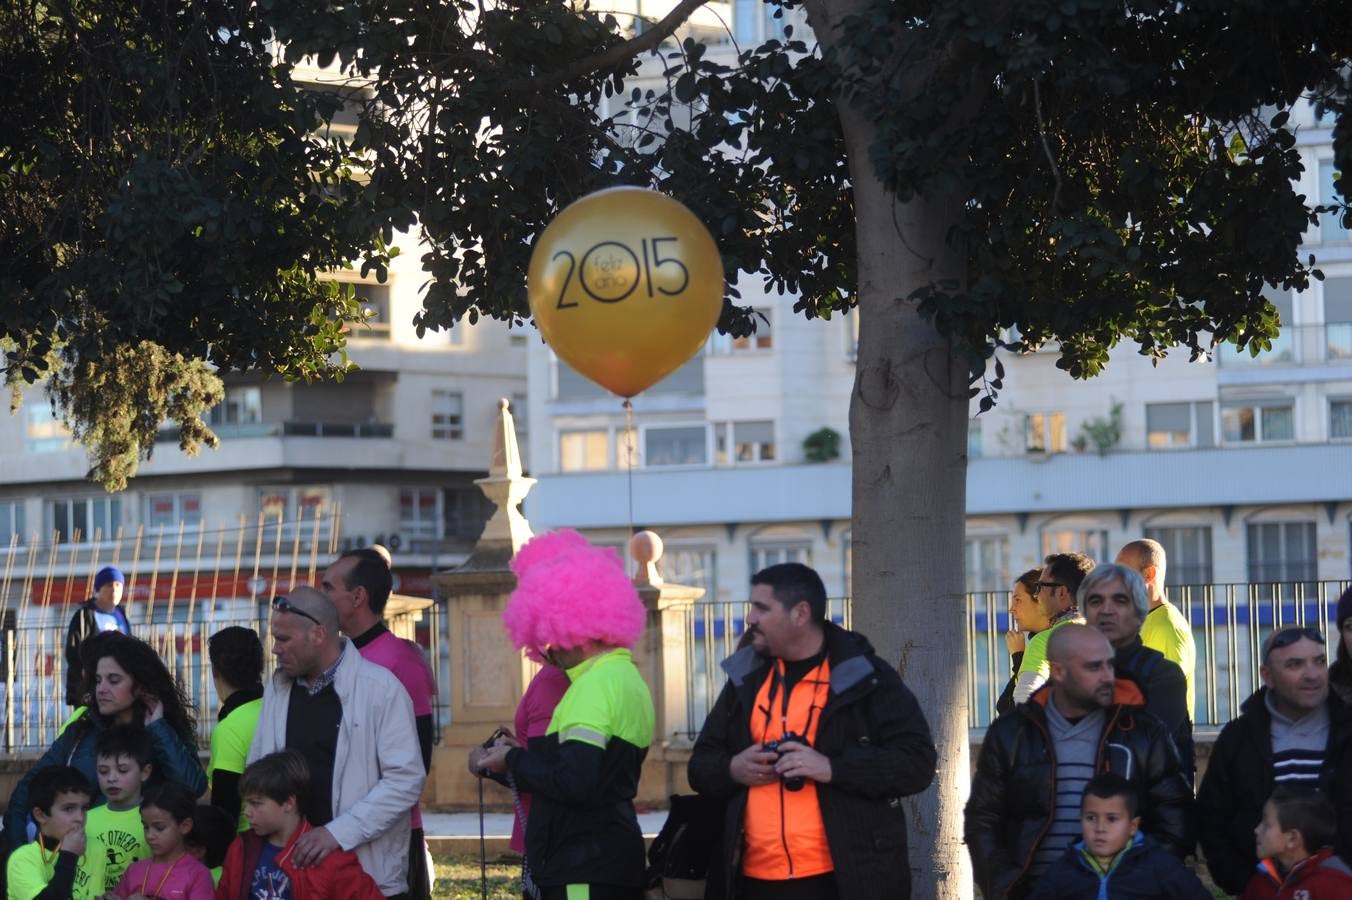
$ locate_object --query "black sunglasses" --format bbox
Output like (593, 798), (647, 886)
(1035, 581), (1064, 593)
(1266, 626), (1325, 654)
(272, 595), (321, 626)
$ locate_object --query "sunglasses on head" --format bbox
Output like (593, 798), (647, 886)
(272, 595), (321, 626)
(1266, 626), (1325, 655)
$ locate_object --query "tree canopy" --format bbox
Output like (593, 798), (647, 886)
(4, 0), (1350, 488)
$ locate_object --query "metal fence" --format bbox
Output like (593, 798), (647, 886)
(0, 510), (445, 753)
(677, 582), (1350, 739)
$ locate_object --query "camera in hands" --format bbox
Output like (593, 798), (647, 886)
(762, 732), (807, 791)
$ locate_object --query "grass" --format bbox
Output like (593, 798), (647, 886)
(432, 853), (525, 900)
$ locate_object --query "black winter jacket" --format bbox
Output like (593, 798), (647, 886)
(1026, 833), (1211, 900)
(1197, 688), (1352, 896)
(964, 681), (1195, 900)
(1113, 638), (1195, 782)
(63, 600), (131, 706)
(687, 623), (937, 900)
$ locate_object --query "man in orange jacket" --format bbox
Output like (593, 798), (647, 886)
(688, 563), (937, 900)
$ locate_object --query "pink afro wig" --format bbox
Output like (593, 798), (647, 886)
(503, 529), (646, 655)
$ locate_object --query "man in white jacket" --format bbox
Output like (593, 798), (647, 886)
(249, 586), (426, 898)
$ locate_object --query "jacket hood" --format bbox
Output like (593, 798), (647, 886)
(1029, 677), (1146, 709)
(721, 621), (878, 695)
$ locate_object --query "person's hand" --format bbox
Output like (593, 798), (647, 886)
(729, 744), (780, 787)
(291, 826), (340, 867)
(1005, 629), (1026, 654)
(773, 741), (832, 784)
(467, 745), (488, 777)
(60, 825), (86, 856)
(140, 693), (164, 725)
(478, 742), (512, 775)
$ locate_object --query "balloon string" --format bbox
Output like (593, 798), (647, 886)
(623, 398), (636, 541)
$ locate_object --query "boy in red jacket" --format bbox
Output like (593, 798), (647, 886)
(1241, 785), (1352, 900)
(215, 750), (383, 900)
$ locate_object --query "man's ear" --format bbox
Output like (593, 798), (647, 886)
(31, 807), (49, 829)
(1129, 816), (1141, 836)
(139, 764), (152, 782)
(1142, 565), (1158, 585)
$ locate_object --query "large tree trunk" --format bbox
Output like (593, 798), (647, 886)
(804, 4), (975, 897)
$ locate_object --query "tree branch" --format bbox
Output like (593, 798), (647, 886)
(528, 0), (710, 89)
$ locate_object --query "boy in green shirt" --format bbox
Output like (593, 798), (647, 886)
(82, 727), (151, 895)
(5, 766), (94, 900)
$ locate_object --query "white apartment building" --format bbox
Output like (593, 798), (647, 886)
(525, 97), (1352, 605)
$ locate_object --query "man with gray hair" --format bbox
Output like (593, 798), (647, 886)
(1080, 563), (1193, 782)
(1116, 538), (1196, 720)
(250, 586), (426, 899)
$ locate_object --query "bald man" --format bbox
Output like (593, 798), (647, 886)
(1116, 539), (1196, 719)
(249, 587), (426, 899)
(965, 625), (1194, 900)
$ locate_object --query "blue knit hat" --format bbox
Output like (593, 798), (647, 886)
(94, 566), (125, 591)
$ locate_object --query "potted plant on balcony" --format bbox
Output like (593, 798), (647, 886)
(803, 427), (841, 463)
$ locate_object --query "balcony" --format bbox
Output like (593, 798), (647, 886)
(156, 420), (394, 442)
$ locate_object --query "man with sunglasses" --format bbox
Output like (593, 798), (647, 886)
(1197, 625), (1352, 895)
(1010, 552), (1096, 705)
(688, 563), (937, 900)
(249, 587), (426, 899)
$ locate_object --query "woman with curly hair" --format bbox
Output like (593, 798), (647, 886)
(4, 631), (207, 849)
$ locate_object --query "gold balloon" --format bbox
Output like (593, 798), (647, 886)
(528, 187), (724, 398)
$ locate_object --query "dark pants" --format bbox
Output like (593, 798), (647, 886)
(406, 827), (430, 900)
(738, 873), (838, 900)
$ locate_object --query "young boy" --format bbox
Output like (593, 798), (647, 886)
(1242, 785), (1352, 899)
(1028, 774), (1210, 898)
(6, 766), (95, 900)
(184, 804), (235, 886)
(215, 750), (383, 900)
(83, 726), (152, 896)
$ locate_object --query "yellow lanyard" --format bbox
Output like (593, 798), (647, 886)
(140, 855), (182, 899)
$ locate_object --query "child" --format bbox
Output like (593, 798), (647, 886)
(215, 750), (383, 900)
(182, 806), (234, 887)
(84, 726), (153, 895)
(1028, 774), (1210, 899)
(1242, 785), (1352, 899)
(102, 783), (213, 900)
(6, 766), (95, 900)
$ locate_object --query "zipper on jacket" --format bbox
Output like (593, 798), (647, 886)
(779, 781), (794, 878)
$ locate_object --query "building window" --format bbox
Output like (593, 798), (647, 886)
(49, 497), (121, 544)
(1041, 528), (1111, 562)
(208, 387), (262, 426)
(712, 309), (772, 354)
(350, 283), (392, 340)
(644, 425), (708, 467)
(1026, 412), (1066, 453)
(258, 487), (332, 543)
(25, 404), (70, 453)
(714, 421), (775, 465)
(1324, 276), (1352, 360)
(1332, 401), (1352, 439)
(1222, 402), (1294, 443)
(510, 393), (528, 440)
(1320, 160), (1350, 244)
(750, 543), (811, 573)
(1146, 401), (1215, 448)
(145, 493), (202, 531)
(399, 489), (441, 540)
(1143, 526), (1214, 585)
(0, 502), (25, 546)
(431, 391), (464, 440)
(732, 0), (786, 44)
(1247, 521), (1318, 583)
(964, 536), (1008, 593)
(662, 547), (717, 599)
(559, 430), (609, 471)
(443, 486), (493, 542)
